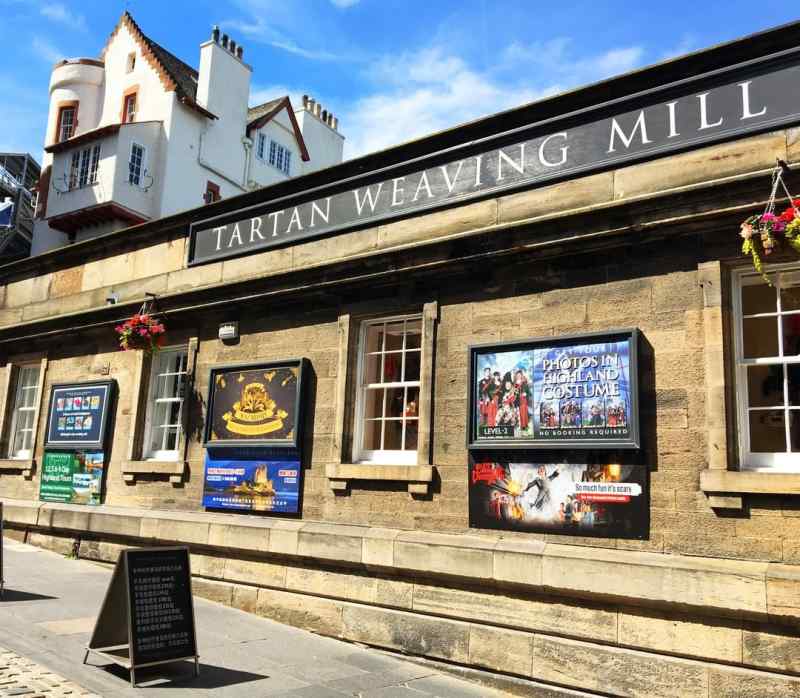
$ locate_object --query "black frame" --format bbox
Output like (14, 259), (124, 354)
(203, 358), (308, 450)
(44, 379), (116, 451)
(467, 328), (640, 450)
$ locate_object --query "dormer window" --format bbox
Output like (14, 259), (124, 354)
(126, 52), (136, 73)
(123, 93), (137, 124)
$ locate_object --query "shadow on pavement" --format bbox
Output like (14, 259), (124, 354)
(96, 660), (268, 689)
(0, 589), (57, 602)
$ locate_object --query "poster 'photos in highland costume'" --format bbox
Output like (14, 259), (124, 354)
(468, 330), (639, 449)
(468, 459), (648, 539)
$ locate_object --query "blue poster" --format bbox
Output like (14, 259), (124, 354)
(202, 455), (300, 513)
(45, 382), (113, 449)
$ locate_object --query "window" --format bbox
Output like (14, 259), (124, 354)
(204, 181), (220, 204)
(8, 365), (41, 459)
(256, 133), (266, 160)
(65, 145), (100, 190)
(734, 265), (800, 471)
(354, 316), (422, 464)
(143, 348), (188, 460)
(123, 93), (137, 124)
(126, 52), (136, 73)
(57, 106), (75, 142)
(267, 140), (291, 175)
(129, 142), (145, 186)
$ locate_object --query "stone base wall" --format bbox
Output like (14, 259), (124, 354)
(4, 500), (800, 697)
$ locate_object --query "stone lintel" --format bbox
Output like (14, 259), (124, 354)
(0, 459), (34, 479)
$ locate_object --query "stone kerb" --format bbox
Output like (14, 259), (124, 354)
(0, 498), (791, 624)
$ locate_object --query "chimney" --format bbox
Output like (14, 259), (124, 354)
(314, 102), (321, 117)
(302, 94), (309, 108)
(197, 27), (252, 112)
(321, 109), (328, 122)
(332, 116), (339, 131)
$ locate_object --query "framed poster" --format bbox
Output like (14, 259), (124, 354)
(468, 459), (648, 539)
(468, 329), (639, 449)
(202, 454), (301, 513)
(39, 451), (105, 505)
(203, 359), (308, 450)
(45, 380), (116, 451)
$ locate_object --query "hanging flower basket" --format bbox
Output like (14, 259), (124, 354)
(115, 297), (166, 354)
(740, 162), (800, 280)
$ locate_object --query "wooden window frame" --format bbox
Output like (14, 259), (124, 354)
(732, 263), (800, 472)
(121, 86), (139, 124)
(123, 338), (198, 485)
(0, 353), (48, 478)
(204, 181), (220, 204)
(53, 101), (79, 144)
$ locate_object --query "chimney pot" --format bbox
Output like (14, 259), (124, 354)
(221, 34), (229, 48)
(332, 116), (339, 130)
(321, 109), (328, 122)
(236, 45), (243, 59)
(212, 25), (220, 43)
(314, 102), (321, 117)
(302, 94), (309, 107)
(308, 98), (316, 112)
(229, 39), (237, 54)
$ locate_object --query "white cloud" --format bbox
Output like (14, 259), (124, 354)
(330, 0), (360, 7)
(341, 47), (543, 159)
(40, 2), (87, 31)
(339, 38), (650, 159)
(222, 17), (347, 62)
(31, 35), (63, 64)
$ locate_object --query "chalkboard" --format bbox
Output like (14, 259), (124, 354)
(85, 547), (198, 686)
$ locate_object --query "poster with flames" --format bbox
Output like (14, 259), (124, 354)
(468, 460), (648, 539)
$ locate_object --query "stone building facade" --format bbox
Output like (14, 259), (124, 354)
(2, 23), (800, 697)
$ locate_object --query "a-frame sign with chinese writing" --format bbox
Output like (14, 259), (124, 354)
(84, 547), (199, 687)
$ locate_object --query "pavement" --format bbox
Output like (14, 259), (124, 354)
(0, 537), (513, 698)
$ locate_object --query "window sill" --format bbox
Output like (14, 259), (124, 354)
(325, 463), (434, 495)
(700, 468), (800, 509)
(0, 459), (35, 479)
(122, 460), (186, 485)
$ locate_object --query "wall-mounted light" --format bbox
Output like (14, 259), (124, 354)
(218, 321), (239, 341)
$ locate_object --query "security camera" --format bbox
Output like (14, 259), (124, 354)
(106, 293), (119, 305)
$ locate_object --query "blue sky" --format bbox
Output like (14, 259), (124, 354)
(0, 1), (798, 164)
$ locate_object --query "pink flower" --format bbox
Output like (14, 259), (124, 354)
(761, 213), (778, 223)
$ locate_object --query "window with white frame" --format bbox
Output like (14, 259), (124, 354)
(128, 142), (145, 186)
(143, 348), (188, 460)
(354, 316), (422, 464)
(8, 365), (41, 459)
(57, 107), (75, 142)
(268, 140), (291, 175)
(734, 265), (800, 471)
(256, 132), (266, 160)
(66, 144), (100, 190)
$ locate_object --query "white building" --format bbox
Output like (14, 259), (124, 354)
(32, 12), (344, 255)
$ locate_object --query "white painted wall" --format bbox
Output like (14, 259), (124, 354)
(32, 19), (345, 256)
(295, 107), (344, 174)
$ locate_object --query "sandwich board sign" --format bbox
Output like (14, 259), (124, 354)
(84, 547), (198, 686)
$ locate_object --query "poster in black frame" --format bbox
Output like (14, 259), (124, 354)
(44, 380), (116, 451)
(203, 359), (308, 450)
(467, 329), (640, 450)
(468, 455), (649, 540)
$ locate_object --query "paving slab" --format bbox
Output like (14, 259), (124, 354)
(0, 538), (511, 697)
